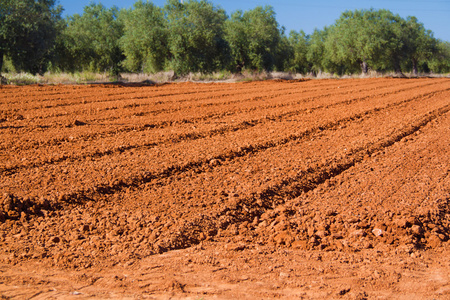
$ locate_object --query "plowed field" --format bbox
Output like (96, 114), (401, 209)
(1, 78), (449, 299)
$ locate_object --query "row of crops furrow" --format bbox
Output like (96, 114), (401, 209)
(5, 106), (449, 266)
(0, 79), (302, 108)
(0, 78), (295, 100)
(0, 79), (442, 154)
(0, 79), (409, 149)
(0, 84), (303, 123)
(5, 78), (422, 124)
(1, 81), (448, 174)
(132, 105), (450, 253)
(0, 78), (346, 106)
(0, 78), (374, 122)
(0, 80), (335, 130)
(1, 115), (447, 269)
(1, 83), (448, 265)
(0, 80), (442, 166)
(58, 78), (433, 123)
(46, 97), (450, 257)
(137, 102), (450, 215)
(1, 83), (448, 175)
(2, 86), (448, 204)
(248, 112), (450, 250)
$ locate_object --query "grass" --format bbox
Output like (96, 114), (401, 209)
(2, 72), (43, 85)
(1, 71), (110, 85)
(1, 70), (448, 86)
(187, 70), (234, 81)
(44, 71), (109, 84)
(121, 71), (176, 83)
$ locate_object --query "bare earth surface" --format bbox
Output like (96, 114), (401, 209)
(0, 78), (449, 299)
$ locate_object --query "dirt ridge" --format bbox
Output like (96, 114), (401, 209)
(2, 84), (446, 177)
(153, 106), (450, 253)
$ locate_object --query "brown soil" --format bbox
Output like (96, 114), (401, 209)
(0, 78), (449, 299)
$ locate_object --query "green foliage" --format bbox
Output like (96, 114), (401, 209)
(0, 0), (63, 74)
(119, 0), (169, 73)
(323, 13), (362, 74)
(1, 1), (448, 79)
(374, 10), (408, 74)
(318, 8), (445, 75)
(402, 16), (437, 74)
(1, 55), (15, 73)
(225, 6), (281, 72)
(323, 9), (403, 74)
(306, 28), (328, 74)
(286, 30), (309, 73)
(164, 0), (229, 75)
(273, 28), (292, 71)
(428, 40), (450, 73)
(224, 10), (248, 72)
(62, 3), (124, 75)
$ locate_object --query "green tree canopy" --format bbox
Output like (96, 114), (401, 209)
(225, 5), (281, 72)
(119, 0), (169, 73)
(403, 16), (437, 75)
(2, 1), (448, 77)
(324, 9), (405, 74)
(306, 28), (328, 74)
(164, 0), (229, 74)
(428, 40), (450, 73)
(0, 0), (63, 74)
(63, 3), (123, 74)
(286, 30), (309, 73)
(224, 9), (248, 72)
(321, 8), (442, 75)
(273, 28), (292, 72)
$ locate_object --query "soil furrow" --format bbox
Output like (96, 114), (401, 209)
(0, 78), (384, 124)
(0, 80), (305, 108)
(0, 78), (361, 108)
(1, 84), (448, 177)
(2, 84), (447, 218)
(0, 79), (442, 156)
(1, 79), (450, 296)
(4, 78), (433, 124)
(149, 105), (450, 253)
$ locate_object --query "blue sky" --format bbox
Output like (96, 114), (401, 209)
(59, 0), (450, 42)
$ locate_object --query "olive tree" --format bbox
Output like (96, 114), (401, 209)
(225, 6), (281, 72)
(63, 3), (123, 74)
(164, 0), (229, 74)
(286, 30), (309, 73)
(119, 0), (169, 73)
(0, 0), (63, 74)
(403, 16), (437, 75)
(324, 9), (404, 74)
(306, 28), (328, 75)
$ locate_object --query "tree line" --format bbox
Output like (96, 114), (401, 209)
(1, 0), (449, 77)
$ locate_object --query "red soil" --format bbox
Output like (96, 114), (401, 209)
(0, 78), (449, 299)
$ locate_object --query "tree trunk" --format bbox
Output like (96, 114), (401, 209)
(0, 50), (4, 73)
(412, 59), (418, 76)
(360, 61), (368, 74)
(236, 61), (244, 74)
(393, 57), (405, 77)
(0, 50), (6, 85)
(38, 64), (44, 76)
